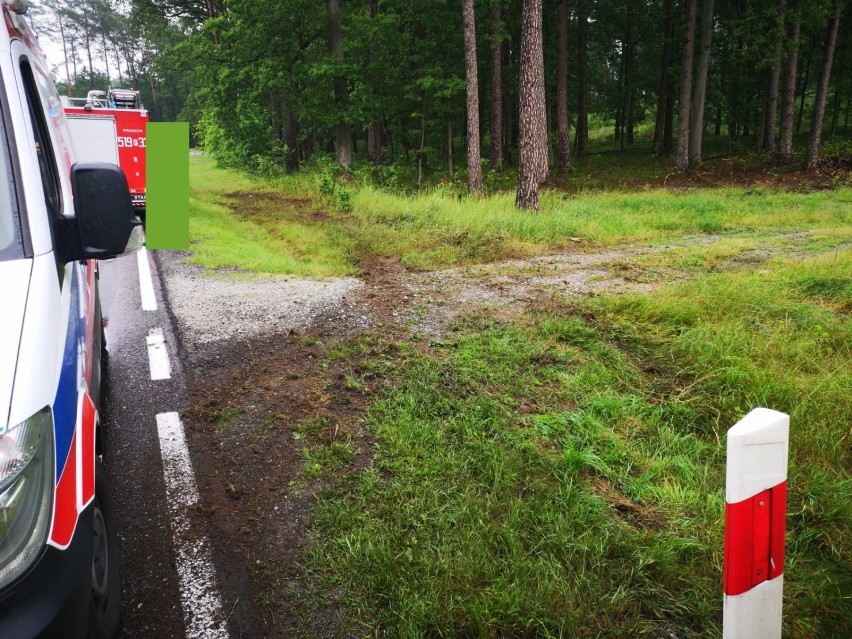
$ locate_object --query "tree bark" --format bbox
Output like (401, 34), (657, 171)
(689, 0), (714, 166)
(760, 0), (785, 150)
(368, 0), (382, 164)
(805, 0), (842, 168)
(490, 6), (504, 171)
(327, 0), (352, 168)
(462, 0), (484, 194)
(676, 0), (698, 171)
(576, 0), (589, 156)
(654, 0), (675, 156)
(777, 1), (801, 163)
(516, 0), (547, 210)
(556, 0), (571, 173)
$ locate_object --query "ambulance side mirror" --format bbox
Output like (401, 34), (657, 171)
(67, 162), (144, 261)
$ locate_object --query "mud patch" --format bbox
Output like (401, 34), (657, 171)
(181, 331), (381, 637)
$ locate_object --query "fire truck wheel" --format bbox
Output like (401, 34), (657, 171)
(87, 461), (121, 639)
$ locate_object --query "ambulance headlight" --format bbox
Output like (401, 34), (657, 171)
(0, 408), (54, 589)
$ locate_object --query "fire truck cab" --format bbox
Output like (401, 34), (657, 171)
(63, 88), (148, 211)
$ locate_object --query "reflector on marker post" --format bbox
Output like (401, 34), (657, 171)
(723, 408), (789, 639)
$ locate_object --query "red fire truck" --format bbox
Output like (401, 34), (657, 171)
(63, 88), (148, 210)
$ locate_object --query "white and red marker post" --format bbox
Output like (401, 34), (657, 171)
(723, 408), (789, 639)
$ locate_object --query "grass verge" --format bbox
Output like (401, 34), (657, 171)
(302, 250), (851, 637)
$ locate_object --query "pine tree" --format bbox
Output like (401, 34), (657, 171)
(805, 0), (842, 168)
(328, 0), (353, 168)
(516, 0), (547, 210)
(463, 0), (484, 194)
(689, 0), (714, 166)
(778, 1), (802, 164)
(556, 0), (571, 173)
(676, 0), (698, 171)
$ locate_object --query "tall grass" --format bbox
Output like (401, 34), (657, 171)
(188, 155), (355, 276)
(188, 155), (851, 275)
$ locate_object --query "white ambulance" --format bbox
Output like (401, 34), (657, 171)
(0, 1), (142, 637)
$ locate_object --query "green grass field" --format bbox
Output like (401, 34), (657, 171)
(299, 251), (850, 638)
(189, 154), (851, 276)
(188, 154), (851, 637)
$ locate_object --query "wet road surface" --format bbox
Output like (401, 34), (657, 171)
(98, 250), (198, 638)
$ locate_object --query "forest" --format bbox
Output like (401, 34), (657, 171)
(30, 0), (850, 206)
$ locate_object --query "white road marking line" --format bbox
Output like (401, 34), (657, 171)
(156, 412), (229, 639)
(147, 327), (172, 380)
(137, 247), (158, 311)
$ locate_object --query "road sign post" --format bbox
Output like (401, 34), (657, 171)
(723, 408), (789, 639)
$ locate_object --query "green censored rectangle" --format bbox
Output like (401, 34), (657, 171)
(146, 122), (189, 249)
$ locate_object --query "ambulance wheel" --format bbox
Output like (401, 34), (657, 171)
(87, 461), (121, 639)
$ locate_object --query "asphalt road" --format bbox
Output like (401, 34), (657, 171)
(98, 250), (196, 638)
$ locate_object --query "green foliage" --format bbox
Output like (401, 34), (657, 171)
(337, 188), (353, 213)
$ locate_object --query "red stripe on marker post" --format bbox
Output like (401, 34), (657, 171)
(723, 408), (789, 639)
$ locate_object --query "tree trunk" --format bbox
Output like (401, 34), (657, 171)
(556, 0), (571, 173)
(114, 47), (122, 86)
(805, 0), (842, 168)
(462, 0), (483, 194)
(147, 53), (159, 117)
(283, 100), (300, 172)
(447, 109), (454, 178)
(795, 35), (815, 135)
(664, 68), (676, 152)
(100, 33), (111, 85)
(367, 0), (382, 164)
(58, 14), (73, 97)
(689, 0), (714, 166)
(622, 1), (635, 149)
(676, 0), (698, 171)
(575, 0), (589, 156)
(70, 35), (78, 83)
(84, 28), (95, 88)
(504, 47), (515, 166)
(516, 0), (547, 210)
(417, 100), (426, 185)
(778, 1), (801, 163)
(490, 6), (504, 171)
(327, 0), (352, 168)
(829, 91), (840, 140)
(271, 95), (281, 142)
(654, 0), (675, 156)
(760, 0), (785, 150)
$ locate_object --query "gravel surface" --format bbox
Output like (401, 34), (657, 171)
(158, 232), (821, 345)
(156, 252), (367, 345)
